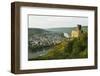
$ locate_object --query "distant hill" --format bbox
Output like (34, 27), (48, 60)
(47, 27), (74, 34)
(47, 26), (88, 34)
(28, 26), (88, 38)
(28, 28), (48, 38)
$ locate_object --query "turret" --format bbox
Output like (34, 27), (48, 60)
(77, 24), (82, 31)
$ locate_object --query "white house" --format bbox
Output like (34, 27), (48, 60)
(64, 33), (69, 38)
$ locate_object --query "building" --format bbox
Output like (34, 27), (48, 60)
(71, 25), (82, 38)
(64, 33), (69, 38)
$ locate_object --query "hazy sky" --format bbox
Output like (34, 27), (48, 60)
(29, 15), (88, 29)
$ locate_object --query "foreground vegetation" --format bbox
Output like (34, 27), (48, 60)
(29, 31), (88, 60)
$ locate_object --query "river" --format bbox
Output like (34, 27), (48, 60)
(28, 46), (52, 60)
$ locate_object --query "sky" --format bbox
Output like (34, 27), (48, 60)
(28, 15), (88, 29)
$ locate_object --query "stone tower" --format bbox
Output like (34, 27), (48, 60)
(71, 24), (82, 38)
(77, 24), (82, 36)
(77, 24), (82, 31)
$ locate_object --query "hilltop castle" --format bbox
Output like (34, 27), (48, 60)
(71, 24), (83, 38)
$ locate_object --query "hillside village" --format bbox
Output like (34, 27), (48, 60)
(28, 31), (64, 48)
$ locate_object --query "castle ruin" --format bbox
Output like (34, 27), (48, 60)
(71, 24), (82, 38)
